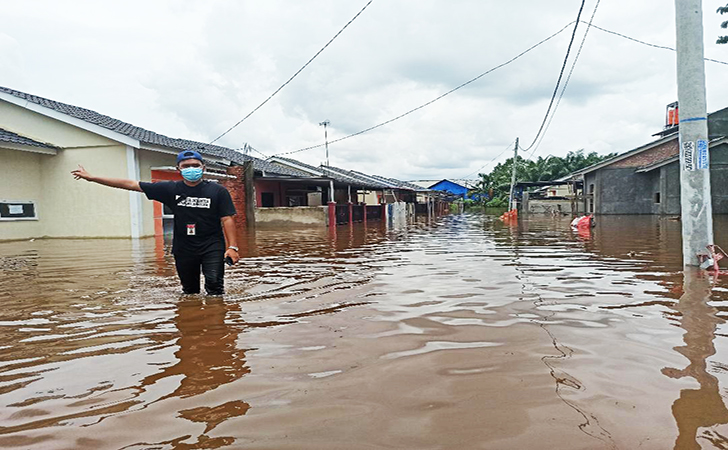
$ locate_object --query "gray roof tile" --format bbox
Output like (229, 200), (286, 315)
(0, 128), (58, 149)
(364, 173), (427, 191)
(0, 86), (306, 177)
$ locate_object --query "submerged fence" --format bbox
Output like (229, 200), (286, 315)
(366, 205), (382, 221)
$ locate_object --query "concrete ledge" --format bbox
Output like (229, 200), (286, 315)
(527, 199), (582, 215)
(255, 206), (328, 228)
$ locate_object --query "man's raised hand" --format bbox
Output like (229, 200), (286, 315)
(71, 165), (92, 181)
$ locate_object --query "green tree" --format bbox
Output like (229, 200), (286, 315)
(467, 150), (616, 206)
(719, 4), (728, 44)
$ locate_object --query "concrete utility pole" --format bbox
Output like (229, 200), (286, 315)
(508, 137), (519, 211)
(675, 0), (714, 267)
(320, 120), (330, 166)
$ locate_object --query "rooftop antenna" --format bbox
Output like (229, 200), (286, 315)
(319, 120), (330, 166)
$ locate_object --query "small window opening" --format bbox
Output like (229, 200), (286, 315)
(0, 201), (38, 220)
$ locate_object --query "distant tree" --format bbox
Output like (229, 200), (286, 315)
(718, 3), (728, 44)
(468, 172), (495, 204)
(467, 150), (616, 207)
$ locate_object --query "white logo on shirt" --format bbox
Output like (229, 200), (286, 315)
(176, 195), (211, 209)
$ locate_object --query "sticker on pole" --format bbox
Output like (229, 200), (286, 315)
(681, 141), (695, 171)
(696, 139), (709, 170)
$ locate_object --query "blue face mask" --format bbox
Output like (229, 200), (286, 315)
(180, 167), (203, 182)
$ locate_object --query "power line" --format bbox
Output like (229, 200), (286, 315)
(271, 21), (576, 158)
(208, 0), (374, 145)
(524, 15), (727, 161)
(585, 22), (728, 66)
(522, 0), (586, 152)
(526, 0), (601, 161)
(459, 140), (516, 179)
(246, 145), (270, 159)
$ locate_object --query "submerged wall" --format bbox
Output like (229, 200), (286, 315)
(254, 206), (328, 227)
(527, 199), (583, 215)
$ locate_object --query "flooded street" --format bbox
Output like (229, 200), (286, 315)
(3, 213), (728, 449)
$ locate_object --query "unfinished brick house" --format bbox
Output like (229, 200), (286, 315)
(576, 106), (728, 215)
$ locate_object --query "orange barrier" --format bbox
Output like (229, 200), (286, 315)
(570, 214), (593, 229)
(499, 209), (518, 222)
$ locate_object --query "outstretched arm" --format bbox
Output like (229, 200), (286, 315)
(221, 215), (240, 264)
(71, 165), (142, 192)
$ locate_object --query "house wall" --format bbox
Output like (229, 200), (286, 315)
(40, 145), (132, 238)
(0, 101), (137, 239)
(709, 142), (728, 213)
(594, 168), (660, 214)
(1, 148), (46, 240)
(362, 191), (380, 205)
(661, 163), (681, 215)
(583, 172), (598, 214)
(255, 180), (281, 207)
(254, 206), (327, 227)
(138, 149), (177, 237)
(709, 107), (728, 139)
(334, 189), (350, 204)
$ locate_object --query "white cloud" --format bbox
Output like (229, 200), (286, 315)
(1, 0), (727, 180)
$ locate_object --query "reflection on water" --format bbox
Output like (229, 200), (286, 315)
(663, 268), (728, 449)
(2, 214), (728, 448)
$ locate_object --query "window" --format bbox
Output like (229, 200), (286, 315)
(162, 204), (174, 235)
(655, 192), (661, 204)
(261, 192), (275, 207)
(0, 201), (38, 221)
(588, 184), (595, 213)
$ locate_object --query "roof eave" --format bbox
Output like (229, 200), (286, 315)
(0, 141), (58, 155)
(575, 134), (678, 176)
(0, 91), (141, 148)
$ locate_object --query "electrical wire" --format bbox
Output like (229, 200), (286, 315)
(241, 145), (269, 159)
(521, 0), (586, 152)
(271, 21), (576, 158)
(208, 0), (374, 145)
(526, 0), (601, 161)
(585, 22), (728, 66)
(524, 13), (728, 161)
(459, 140), (515, 180)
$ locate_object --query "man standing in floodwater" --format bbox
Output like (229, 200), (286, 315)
(71, 149), (240, 295)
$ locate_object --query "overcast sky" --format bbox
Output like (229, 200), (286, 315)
(2, 0), (727, 180)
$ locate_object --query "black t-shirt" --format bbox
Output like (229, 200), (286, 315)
(140, 180), (236, 256)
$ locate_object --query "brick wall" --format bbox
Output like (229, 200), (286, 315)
(610, 138), (679, 168)
(222, 162), (254, 231)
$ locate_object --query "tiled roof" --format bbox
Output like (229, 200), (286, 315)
(0, 86), (304, 177)
(273, 157), (421, 190)
(0, 128), (57, 149)
(269, 157), (371, 185)
(365, 173), (428, 191)
(256, 160), (314, 177)
(272, 157), (325, 175)
(319, 165), (391, 189)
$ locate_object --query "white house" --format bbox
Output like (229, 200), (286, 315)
(0, 86), (248, 241)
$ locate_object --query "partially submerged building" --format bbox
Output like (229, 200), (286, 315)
(0, 86), (451, 240)
(575, 106), (728, 215)
(265, 157), (448, 226)
(0, 86), (263, 241)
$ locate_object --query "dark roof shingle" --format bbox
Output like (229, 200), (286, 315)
(0, 86), (313, 177)
(0, 128), (57, 149)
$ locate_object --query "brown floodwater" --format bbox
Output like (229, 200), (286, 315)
(3, 213), (728, 449)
